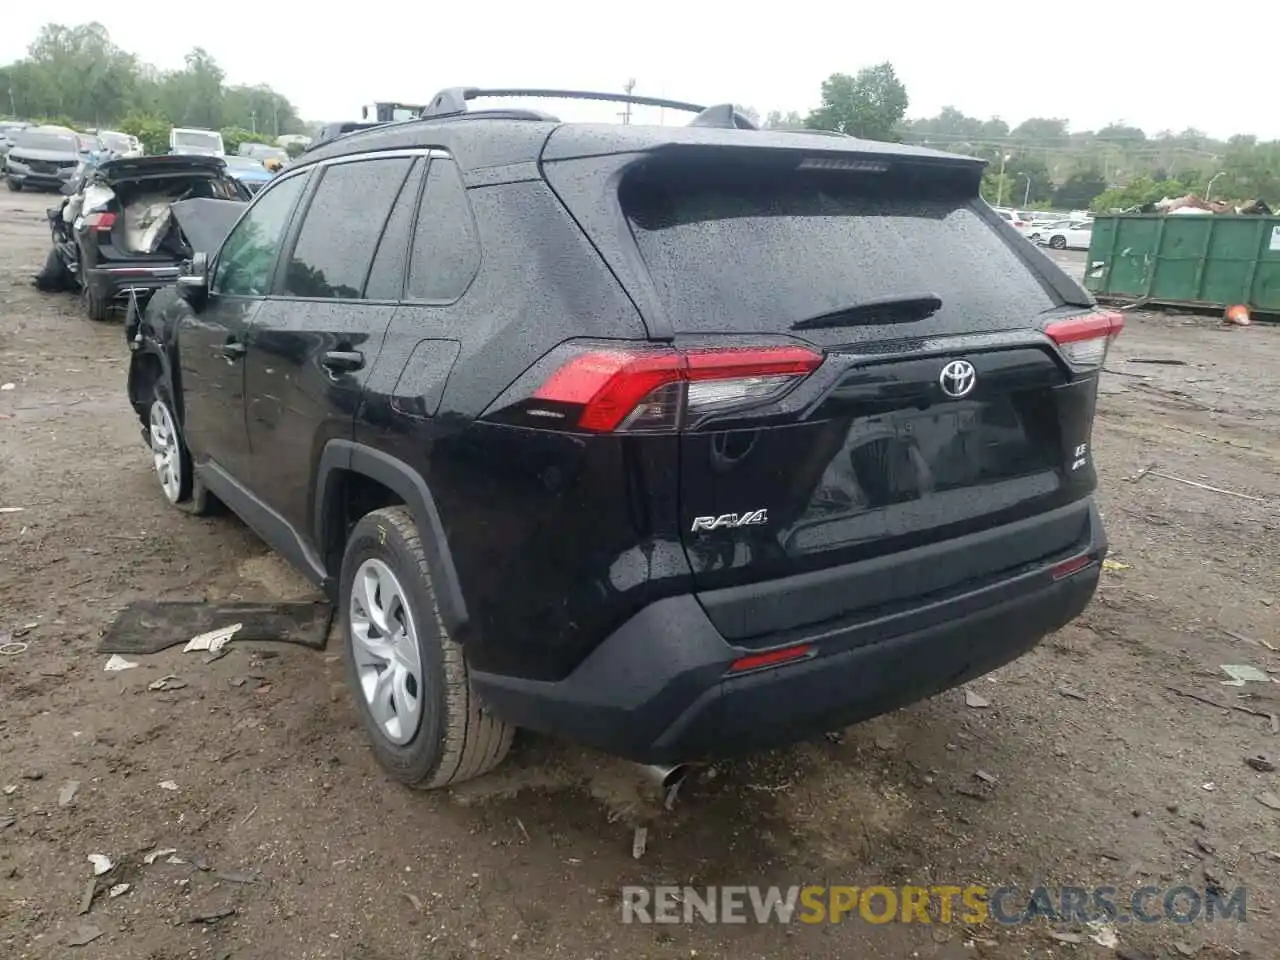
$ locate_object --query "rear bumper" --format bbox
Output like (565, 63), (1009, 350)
(472, 499), (1106, 763)
(85, 264), (181, 302)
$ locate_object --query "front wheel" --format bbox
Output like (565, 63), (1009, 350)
(82, 277), (110, 322)
(1048, 235), (1067, 250)
(340, 506), (513, 789)
(147, 385), (216, 515)
(6, 178), (20, 192)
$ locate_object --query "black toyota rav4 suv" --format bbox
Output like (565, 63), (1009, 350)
(127, 88), (1118, 789)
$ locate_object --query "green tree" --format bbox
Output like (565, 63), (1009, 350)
(158, 47), (225, 129)
(1091, 177), (1191, 212)
(806, 63), (908, 141)
(764, 109), (805, 130)
(118, 110), (169, 155)
(1010, 117), (1069, 143)
(1053, 170), (1108, 209)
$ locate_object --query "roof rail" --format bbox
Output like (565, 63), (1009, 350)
(420, 87), (758, 130)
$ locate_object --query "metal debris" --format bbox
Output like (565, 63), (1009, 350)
(1220, 664), (1271, 686)
(403, 892), (423, 911)
(1048, 931), (1083, 944)
(1246, 754), (1276, 772)
(59, 781), (80, 807)
(66, 923), (103, 947)
(108, 883), (130, 898)
(103, 654), (138, 672)
(78, 878), (96, 915)
(186, 906), (236, 924)
(1102, 559), (1130, 571)
(632, 825), (648, 860)
(215, 870), (258, 885)
(148, 675), (182, 691)
(184, 623), (242, 654)
(87, 854), (113, 876)
(1172, 942), (1198, 957)
(974, 769), (998, 785)
(143, 847), (178, 865)
(0, 506), (24, 513)
(964, 689), (990, 709)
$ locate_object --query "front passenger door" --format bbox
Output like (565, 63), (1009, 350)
(179, 172), (308, 481)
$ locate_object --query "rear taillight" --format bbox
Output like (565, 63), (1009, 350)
(486, 342), (823, 433)
(1045, 310), (1124, 370)
(86, 212), (116, 231)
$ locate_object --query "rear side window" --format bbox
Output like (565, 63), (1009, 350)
(621, 165), (1058, 341)
(283, 157), (413, 300)
(406, 158), (480, 302)
(364, 159), (426, 300)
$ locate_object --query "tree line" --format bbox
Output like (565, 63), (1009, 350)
(5, 27), (1276, 211)
(752, 63), (1279, 211)
(0, 23), (307, 155)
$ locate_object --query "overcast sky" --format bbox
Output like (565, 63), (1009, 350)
(5, 2), (1278, 139)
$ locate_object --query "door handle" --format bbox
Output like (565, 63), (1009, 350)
(221, 341), (247, 360)
(322, 350), (364, 373)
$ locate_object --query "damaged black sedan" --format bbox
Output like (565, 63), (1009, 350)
(36, 154), (249, 321)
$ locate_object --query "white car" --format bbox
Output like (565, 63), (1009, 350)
(1038, 220), (1093, 251)
(993, 208), (1036, 233)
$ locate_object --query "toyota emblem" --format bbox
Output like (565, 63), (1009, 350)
(939, 359), (977, 399)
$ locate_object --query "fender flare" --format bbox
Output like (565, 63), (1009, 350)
(315, 439), (469, 637)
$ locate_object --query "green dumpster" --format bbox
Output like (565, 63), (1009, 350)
(1084, 214), (1280, 314)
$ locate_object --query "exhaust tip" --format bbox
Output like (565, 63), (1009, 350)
(637, 762), (692, 792)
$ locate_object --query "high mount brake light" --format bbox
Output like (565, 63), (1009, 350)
(514, 344), (823, 433)
(1044, 310), (1124, 370)
(86, 211), (116, 230)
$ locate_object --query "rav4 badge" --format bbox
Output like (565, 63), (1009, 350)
(690, 509), (768, 533)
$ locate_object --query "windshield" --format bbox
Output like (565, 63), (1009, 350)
(173, 130), (222, 150)
(16, 131), (77, 152)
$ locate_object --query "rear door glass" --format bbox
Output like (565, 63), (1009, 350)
(283, 157), (413, 300)
(622, 168), (1058, 343)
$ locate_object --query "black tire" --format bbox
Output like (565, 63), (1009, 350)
(6, 178), (20, 192)
(147, 382), (217, 516)
(33, 248), (74, 293)
(340, 506), (513, 789)
(1049, 235), (1067, 250)
(83, 282), (110, 322)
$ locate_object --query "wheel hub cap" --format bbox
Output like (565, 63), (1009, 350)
(148, 401), (181, 503)
(349, 558), (423, 745)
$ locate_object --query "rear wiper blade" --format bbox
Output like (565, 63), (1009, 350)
(791, 294), (943, 330)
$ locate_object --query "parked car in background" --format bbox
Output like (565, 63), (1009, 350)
(5, 126), (82, 191)
(1038, 220), (1094, 250)
(1027, 219), (1073, 243)
(37, 154), (250, 320)
(0, 120), (31, 172)
(993, 207), (1035, 233)
(97, 130), (142, 159)
(238, 142), (290, 170)
(221, 155), (275, 193)
(169, 127), (226, 157)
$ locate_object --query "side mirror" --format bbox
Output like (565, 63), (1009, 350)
(177, 252), (209, 305)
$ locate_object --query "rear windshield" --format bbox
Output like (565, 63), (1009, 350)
(622, 166), (1058, 339)
(16, 131), (77, 152)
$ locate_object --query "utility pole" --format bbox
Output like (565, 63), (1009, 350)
(620, 78), (636, 125)
(249, 110), (257, 134)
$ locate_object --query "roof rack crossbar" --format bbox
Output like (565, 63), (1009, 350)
(421, 87), (709, 120)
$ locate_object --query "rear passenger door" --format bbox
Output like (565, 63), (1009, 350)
(243, 152), (423, 541)
(357, 155), (480, 454)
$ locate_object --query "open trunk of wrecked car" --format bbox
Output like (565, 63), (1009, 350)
(51, 155), (249, 317)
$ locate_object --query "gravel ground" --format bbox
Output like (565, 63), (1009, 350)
(1, 189), (1277, 960)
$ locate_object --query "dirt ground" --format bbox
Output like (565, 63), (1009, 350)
(1, 187), (1277, 960)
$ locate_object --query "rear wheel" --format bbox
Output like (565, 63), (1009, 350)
(340, 506), (513, 789)
(6, 178), (19, 192)
(82, 281), (109, 322)
(1048, 235), (1067, 250)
